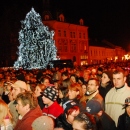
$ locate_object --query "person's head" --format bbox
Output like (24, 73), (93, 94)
(32, 116), (54, 130)
(15, 91), (38, 117)
(87, 78), (99, 95)
(101, 71), (113, 84)
(83, 70), (90, 81)
(97, 67), (103, 76)
(11, 80), (28, 99)
(70, 74), (78, 84)
(123, 97), (130, 116)
(82, 84), (87, 95)
(61, 78), (71, 88)
(63, 100), (80, 124)
(0, 99), (12, 124)
(72, 112), (96, 130)
(40, 86), (58, 106)
(40, 76), (50, 87)
(86, 99), (103, 116)
(61, 71), (69, 80)
(58, 86), (68, 99)
(8, 91), (13, 101)
(78, 77), (84, 85)
(113, 70), (126, 88)
(34, 84), (46, 97)
(68, 83), (83, 100)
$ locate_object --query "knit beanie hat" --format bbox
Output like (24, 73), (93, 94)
(123, 97), (130, 108)
(63, 100), (79, 113)
(103, 71), (113, 81)
(86, 99), (102, 114)
(32, 116), (54, 130)
(40, 86), (58, 102)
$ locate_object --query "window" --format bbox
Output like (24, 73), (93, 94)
(58, 30), (61, 37)
(59, 14), (65, 22)
(64, 31), (66, 37)
(63, 40), (68, 52)
(70, 32), (72, 38)
(79, 33), (81, 38)
(73, 32), (75, 38)
(70, 40), (77, 52)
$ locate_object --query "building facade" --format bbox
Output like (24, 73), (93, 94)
(43, 14), (89, 66)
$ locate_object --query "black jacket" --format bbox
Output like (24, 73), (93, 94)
(99, 81), (113, 101)
(95, 112), (117, 130)
(55, 113), (73, 130)
(117, 112), (130, 130)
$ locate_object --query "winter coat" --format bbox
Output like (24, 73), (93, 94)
(8, 100), (19, 126)
(14, 106), (42, 130)
(105, 83), (130, 126)
(100, 112), (117, 130)
(117, 112), (130, 130)
(55, 113), (73, 130)
(42, 101), (64, 119)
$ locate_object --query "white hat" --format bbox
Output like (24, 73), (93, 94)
(32, 116), (54, 130)
(11, 80), (28, 91)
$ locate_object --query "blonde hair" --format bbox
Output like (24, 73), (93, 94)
(0, 99), (12, 125)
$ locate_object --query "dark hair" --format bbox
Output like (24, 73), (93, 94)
(40, 76), (50, 84)
(61, 71), (69, 77)
(58, 86), (68, 98)
(113, 69), (125, 77)
(73, 112), (96, 130)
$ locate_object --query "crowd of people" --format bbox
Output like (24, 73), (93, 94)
(0, 61), (130, 130)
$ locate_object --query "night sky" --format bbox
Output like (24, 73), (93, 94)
(1, 0), (130, 51)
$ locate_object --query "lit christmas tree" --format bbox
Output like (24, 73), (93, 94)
(14, 8), (57, 70)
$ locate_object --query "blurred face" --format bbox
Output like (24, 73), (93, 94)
(62, 75), (67, 80)
(73, 120), (84, 130)
(101, 73), (110, 84)
(126, 106), (130, 116)
(66, 109), (80, 124)
(70, 76), (76, 83)
(43, 79), (50, 87)
(12, 87), (22, 99)
(42, 96), (53, 106)
(58, 90), (63, 99)
(8, 91), (13, 101)
(6, 84), (12, 91)
(82, 84), (87, 95)
(113, 73), (126, 88)
(68, 89), (79, 99)
(34, 86), (42, 97)
(87, 80), (98, 93)
(83, 72), (90, 81)
(16, 99), (28, 116)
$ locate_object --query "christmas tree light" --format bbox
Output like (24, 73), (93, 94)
(14, 8), (57, 70)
